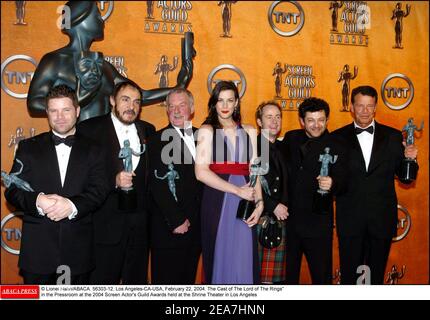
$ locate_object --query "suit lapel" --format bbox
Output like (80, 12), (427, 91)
(268, 139), (281, 175)
(41, 132), (63, 190)
(184, 127), (197, 164)
(345, 123), (367, 173)
(168, 124), (195, 165)
(63, 135), (86, 192)
(107, 116), (124, 173)
(368, 122), (387, 173)
(135, 121), (150, 176)
(136, 121), (148, 151)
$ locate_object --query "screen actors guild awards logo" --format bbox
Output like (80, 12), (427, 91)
(146, 1), (155, 19)
(329, 1), (370, 47)
(14, 1), (27, 25)
(104, 56), (128, 78)
(338, 64), (358, 112)
(273, 62), (287, 98)
(8, 127), (36, 155)
(332, 269), (341, 284)
(386, 265), (406, 284)
(155, 55), (178, 88)
(391, 2), (411, 49)
(273, 63), (315, 111)
(144, 1), (193, 35)
(218, 1), (237, 38)
(381, 73), (414, 110)
(329, 1), (343, 32)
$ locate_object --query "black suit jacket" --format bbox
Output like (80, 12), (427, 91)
(280, 129), (347, 238)
(77, 114), (156, 244)
(257, 135), (288, 215)
(4, 132), (109, 275)
(332, 122), (415, 238)
(147, 125), (202, 249)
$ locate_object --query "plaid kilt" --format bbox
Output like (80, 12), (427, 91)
(256, 220), (287, 284)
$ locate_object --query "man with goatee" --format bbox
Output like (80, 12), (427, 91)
(78, 80), (155, 284)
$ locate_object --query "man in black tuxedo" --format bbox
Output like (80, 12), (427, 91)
(147, 88), (202, 284)
(255, 101), (289, 284)
(280, 97), (346, 284)
(4, 85), (109, 285)
(256, 101), (289, 221)
(332, 85), (418, 284)
(77, 80), (155, 284)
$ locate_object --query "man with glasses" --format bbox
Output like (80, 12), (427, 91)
(332, 85), (418, 284)
(78, 80), (155, 284)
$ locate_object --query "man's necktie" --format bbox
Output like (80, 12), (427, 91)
(52, 134), (75, 147)
(355, 126), (374, 135)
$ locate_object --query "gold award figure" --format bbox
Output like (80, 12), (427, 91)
(391, 3), (411, 49)
(338, 64), (358, 112)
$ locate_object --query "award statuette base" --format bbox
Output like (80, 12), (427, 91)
(118, 188), (137, 212)
(236, 199), (255, 221)
(312, 189), (331, 215)
(400, 158), (418, 183)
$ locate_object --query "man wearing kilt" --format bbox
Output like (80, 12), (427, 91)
(255, 101), (289, 284)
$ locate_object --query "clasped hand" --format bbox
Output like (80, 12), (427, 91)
(37, 194), (72, 222)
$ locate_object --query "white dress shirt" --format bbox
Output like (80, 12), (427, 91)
(355, 120), (375, 171)
(173, 121), (196, 160)
(37, 130), (78, 220)
(111, 113), (142, 171)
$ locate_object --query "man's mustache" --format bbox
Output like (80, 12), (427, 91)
(123, 110), (136, 116)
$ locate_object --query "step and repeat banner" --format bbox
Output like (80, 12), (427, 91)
(1, 1), (428, 284)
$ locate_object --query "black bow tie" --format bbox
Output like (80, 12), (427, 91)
(355, 126), (374, 135)
(52, 134), (75, 147)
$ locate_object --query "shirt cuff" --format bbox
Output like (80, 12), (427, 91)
(67, 199), (78, 220)
(36, 192), (45, 216)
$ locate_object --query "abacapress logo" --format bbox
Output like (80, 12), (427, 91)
(0, 285), (39, 299)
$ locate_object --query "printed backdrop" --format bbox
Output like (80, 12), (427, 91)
(1, 1), (428, 284)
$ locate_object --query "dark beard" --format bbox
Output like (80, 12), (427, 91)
(114, 108), (136, 125)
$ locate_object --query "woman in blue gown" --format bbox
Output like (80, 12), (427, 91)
(195, 81), (263, 284)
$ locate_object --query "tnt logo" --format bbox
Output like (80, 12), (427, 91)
(97, 1), (114, 21)
(1, 55), (37, 99)
(393, 204), (411, 242)
(1, 212), (23, 255)
(268, 1), (305, 37)
(273, 10), (300, 24)
(385, 87), (409, 98)
(381, 73), (414, 110)
(207, 64), (247, 99)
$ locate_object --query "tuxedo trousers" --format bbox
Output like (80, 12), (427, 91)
(90, 214), (149, 285)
